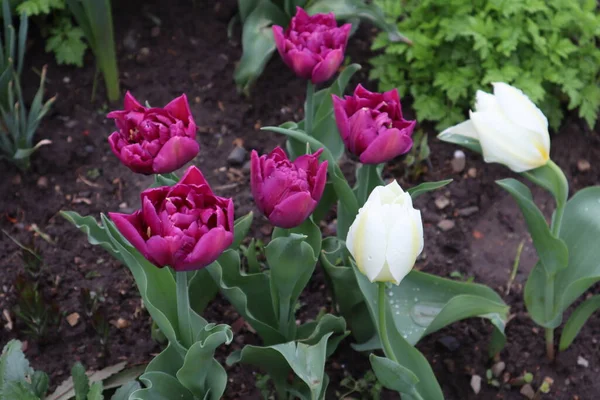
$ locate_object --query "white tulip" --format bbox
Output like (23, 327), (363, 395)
(346, 181), (423, 285)
(439, 82), (550, 173)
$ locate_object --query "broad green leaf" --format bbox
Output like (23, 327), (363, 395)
(559, 295), (600, 351)
(306, 0), (410, 43)
(31, 370), (49, 398)
(234, 1), (288, 92)
(407, 179), (453, 199)
(188, 269), (218, 315)
(272, 217), (321, 257)
(311, 182), (336, 224)
(296, 314), (349, 357)
(3, 381), (39, 399)
(369, 355), (421, 398)
(86, 382), (103, 400)
(110, 381), (141, 400)
(320, 237), (374, 343)
(0, 340), (32, 395)
(353, 266), (443, 400)
(238, 0), (262, 22)
(521, 161), (569, 207)
(47, 362), (127, 400)
(228, 333), (338, 400)
(130, 372), (194, 400)
(355, 163), (384, 207)
(103, 366), (146, 391)
(72, 363), (89, 400)
(527, 187), (600, 328)
(353, 268), (508, 355)
(152, 173), (179, 187)
(436, 133), (483, 154)
(60, 212), (119, 259)
(177, 325), (233, 399)
(208, 249), (285, 345)
(266, 234), (317, 340)
(497, 178), (568, 275)
(231, 212), (254, 250)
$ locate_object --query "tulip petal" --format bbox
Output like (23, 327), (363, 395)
(475, 90), (498, 113)
(287, 48), (319, 80)
(311, 49), (343, 84)
(181, 227), (233, 271)
(310, 160), (328, 202)
(124, 91), (143, 110)
(272, 25), (286, 56)
(146, 235), (176, 268)
(492, 82), (550, 150)
(142, 196), (162, 236)
(332, 95), (351, 142)
(152, 136), (199, 174)
(469, 110), (547, 172)
(109, 212), (149, 257)
(346, 202), (387, 282)
(268, 191), (315, 228)
(385, 206), (423, 285)
(359, 123), (415, 164)
(179, 165), (210, 187)
(164, 94), (193, 122)
(439, 119), (479, 140)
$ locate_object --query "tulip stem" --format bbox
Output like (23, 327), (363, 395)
(176, 271), (193, 348)
(305, 81), (315, 136)
(378, 282), (398, 363)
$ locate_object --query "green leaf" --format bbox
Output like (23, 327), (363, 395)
(231, 212), (254, 250)
(0, 340), (32, 395)
(355, 163), (384, 207)
(208, 250), (285, 345)
(110, 381), (141, 400)
(31, 370), (49, 398)
(228, 332), (343, 400)
(3, 381), (39, 399)
(353, 267), (443, 400)
(45, 19), (87, 67)
(497, 178), (568, 275)
(103, 365), (145, 391)
(188, 269), (218, 315)
(522, 161), (569, 207)
(320, 237), (374, 343)
(234, 1), (288, 92)
(407, 179), (453, 199)
(296, 314), (349, 356)
(436, 133), (482, 154)
(266, 234), (317, 340)
(272, 217), (322, 257)
(369, 355), (420, 398)
(559, 295), (600, 351)
(131, 372), (194, 400)
(72, 363), (90, 400)
(176, 325), (233, 400)
(86, 382), (103, 400)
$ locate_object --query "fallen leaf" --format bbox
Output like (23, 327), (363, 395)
(66, 312), (80, 327)
(3, 309), (13, 331)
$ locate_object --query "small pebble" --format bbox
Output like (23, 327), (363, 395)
(520, 384), (535, 399)
(37, 176), (49, 189)
(114, 318), (130, 329)
(227, 146), (248, 166)
(577, 355), (589, 368)
(577, 159), (590, 172)
(437, 219), (455, 231)
(467, 167), (477, 178)
(136, 47), (151, 64)
(437, 335), (460, 352)
(451, 150), (466, 172)
(470, 375), (481, 394)
(123, 29), (138, 51)
(457, 206), (479, 217)
(491, 361), (505, 377)
(66, 312), (80, 327)
(242, 160), (251, 173)
(443, 358), (456, 373)
(435, 196), (450, 210)
(64, 119), (78, 128)
(85, 145), (95, 154)
(119, 202), (128, 209)
(63, 76), (71, 84)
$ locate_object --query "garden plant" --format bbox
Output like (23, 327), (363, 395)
(1, 1), (599, 400)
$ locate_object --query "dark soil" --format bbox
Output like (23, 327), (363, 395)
(1, 1), (599, 399)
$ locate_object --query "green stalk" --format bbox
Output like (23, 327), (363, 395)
(176, 271), (193, 348)
(278, 295), (291, 341)
(305, 81), (315, 136)
(378, 282), (398, 363)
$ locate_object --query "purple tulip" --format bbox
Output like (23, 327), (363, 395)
(273, 7), (351, 84)
(251, 147), (328, 229)
(333, 85), (416, 164)
(107, 92), (199, 175)
(109, 166), (234, 271)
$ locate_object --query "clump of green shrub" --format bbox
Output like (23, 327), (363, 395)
(370, 0), (600, 130)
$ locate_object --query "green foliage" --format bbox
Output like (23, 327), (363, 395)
(370, 0), (600, 130)
(16, 0), (63, 15)
(45, 16), (86, 66)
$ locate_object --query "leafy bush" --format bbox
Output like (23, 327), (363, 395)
(11, 0), (88, 67)
(369, 0), (600, 130)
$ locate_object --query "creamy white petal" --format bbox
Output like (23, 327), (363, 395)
(347, 205), (387, 282)
(475, 90), (499, 113)
(439, 119), (479, 140)
(492, 82), (549, 151)
(385, 205), (422, 285)
(469, 110), (547, 172)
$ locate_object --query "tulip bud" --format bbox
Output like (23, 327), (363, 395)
(272, 7), (351, 84)
(439, 82), (550, 172)
(333, 85), (416, 164)
(346, 181), (423, 285)
(107, 92), (199, 174)
(109, 166), (234, 271)
(250, 147), (328, 229)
